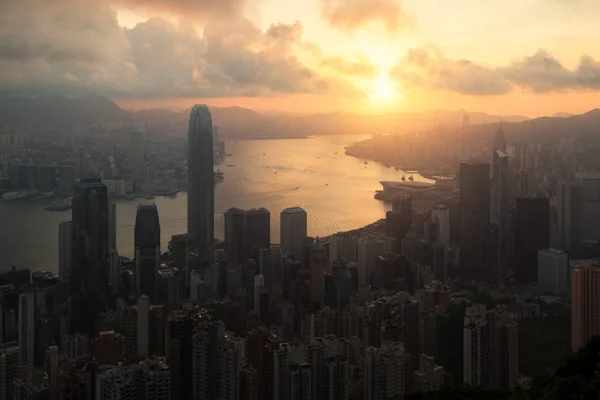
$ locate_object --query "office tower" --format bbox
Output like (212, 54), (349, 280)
(436, 298), (472, 385)
(571, 260), (600, 352)
(245, 207), (271, 251)
(158, 266), (182, 312)
(170, 233), (193, 296)
(109, 201), (117, 251)
(309, 240), (329, 306)
(129, 132), (144, 168)
(556, 181), (582, 251)
(386, 194), (413, 252)
(431, 205), (450, 246)
(459, 162), (491, 282)
(58, 221), (72, 279)
(538, 248), (569, 294)
(71, 173), (109, 336)
(364, 342), (406, 400)
(135, 203), (161, 300)
(18, 288), (34, 369)
(192, 318), (224, 399)
(187, 105), (214, 264)
(491, 131), (509, 278)
(167, 310), (194, 400)
(95, 365), (136, 400)
(324, 272), (350, 309)
(225, 208), (246, 263)
(462, 304), (492, 388)
(357, 236), (387, 289)
(137, 356), (171, 400)
(329, 234), (357, 263)
(253, 274), (265, 313)
(514, 198), (550, 284)
(0, 343), (19, 400)
(576, 172), (600, 245)
(280, 207), (308, 259)
(413, 354), (445, 393)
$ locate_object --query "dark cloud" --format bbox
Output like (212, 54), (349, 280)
(0, 0), (364, 99)
(389, 46), (511, 95)
(321, 55), (377, 78)
(390, 46), (600, 95)
(502, 50), (600, 92)
(321, 0), (408, 32)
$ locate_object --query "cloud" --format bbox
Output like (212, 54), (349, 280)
(115, 0), (246, 22)
(390, 46), (600, 95)
(320, 0), (408, 32)
(389, 46), (511, 95)
(0, 0), (364, 99)
(321, 55), (378, 78)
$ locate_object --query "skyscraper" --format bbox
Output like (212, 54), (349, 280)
(188, 105), (214, 264)
(71, 173), (109, 335)
(514, 197), (550, 284)
(135, 203), (161, 300)
(556, 181), (582, 251)
(245, 208), (271, 252)
(491, 128), (509, 278)
(280, 207), (307, 259)
(18, 288), (34, 369)
(58, 221), (72, 279)
(225, 208), (246, 263)
(459, 162), (491, 282)
(571, 260), (600, 352)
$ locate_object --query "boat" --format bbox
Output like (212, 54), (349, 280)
(30, 191), (55, 201)
(1, 189), (38, 202)
(45, 198), (72, 211)
(364, 161), (368, 165)
(226, 164), (236, 167)
(325, 183), (329, 186)
(143, 194), (154, 200)
(408, 175), (414, 181)
(294, 187), (299, 190)
(379, 180), (435, 193)
(401, 175), (406, 182)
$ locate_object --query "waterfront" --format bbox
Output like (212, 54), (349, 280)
(0, 135), (431, 273)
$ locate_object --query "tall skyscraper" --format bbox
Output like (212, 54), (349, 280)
(280, 207), (307, 259)
(491, 128), (509, 278)
(459, 162), (491, 282)
(556, 181), (582, 251)
(109, 201), (117, 251)
(188, 105), (214, 264)
(58, 221), (72, 279)
(514, 198), (550, 284)
(135, 203), (161, 300)
(18, 288), (34, 369)
(245, 208), (271, 252)
(71, 173), (109, 335)
(225, 208), (246, 263)
(357, 236), (387, 289)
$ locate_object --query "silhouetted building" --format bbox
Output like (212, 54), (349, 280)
(71, 173), (109, 335)
(514, 198), (550, 283)
(188, 105), (214, 264)
(458, 162), (490, 282)
(135, 203), (161, 300)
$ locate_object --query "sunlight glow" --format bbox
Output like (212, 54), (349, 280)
(368, 75), (399, 102)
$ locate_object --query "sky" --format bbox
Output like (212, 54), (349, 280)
(1, 0), (600, 116)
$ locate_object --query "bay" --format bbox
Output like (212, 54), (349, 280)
(0, 135), (425, 273)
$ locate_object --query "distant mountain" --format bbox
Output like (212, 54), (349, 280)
(552, 112), (574, 118)
(0, 95), (131, 127)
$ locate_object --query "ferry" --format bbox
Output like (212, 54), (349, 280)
(1, 189), (38, 202)
(30, 191), (55, 201)
(379, 180), (435, 193)
(45, 198), (72, 211)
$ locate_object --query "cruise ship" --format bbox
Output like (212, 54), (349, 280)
(45, 198), (72, 211)
(379, 180), (435, 193)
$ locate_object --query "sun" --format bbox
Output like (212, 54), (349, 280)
(368, 75), (401, 103)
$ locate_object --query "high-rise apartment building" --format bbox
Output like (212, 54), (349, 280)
(167, 310), (195, 400)
(0, 343), (20, 400)
(364, 342), (406, 400)
(431, 205), (450, 246)
(188, 105), (214, 264)
(463, 304), (492, 388)
(576, 172), (600, 245)
(413, 354), (445, 393)
(514, 197), (550, 283)
(136, 356), (171, 400)
(135, 203), (161, 300)
(459, 162), (491, 282)
(571, 260), (600, 352)
(71, 173), (109, 335)
(280, 207), (307, 259)
(538, 248), (569, 294)
(309, 240), (329, 306)
(225, 208), (246, 263)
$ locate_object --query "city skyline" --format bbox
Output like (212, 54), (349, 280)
(1, 0), (600, 116)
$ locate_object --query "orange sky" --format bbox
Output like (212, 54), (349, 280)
(2, 0), (600, 116)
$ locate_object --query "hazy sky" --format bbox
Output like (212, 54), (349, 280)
(1, 0), (599, 115)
